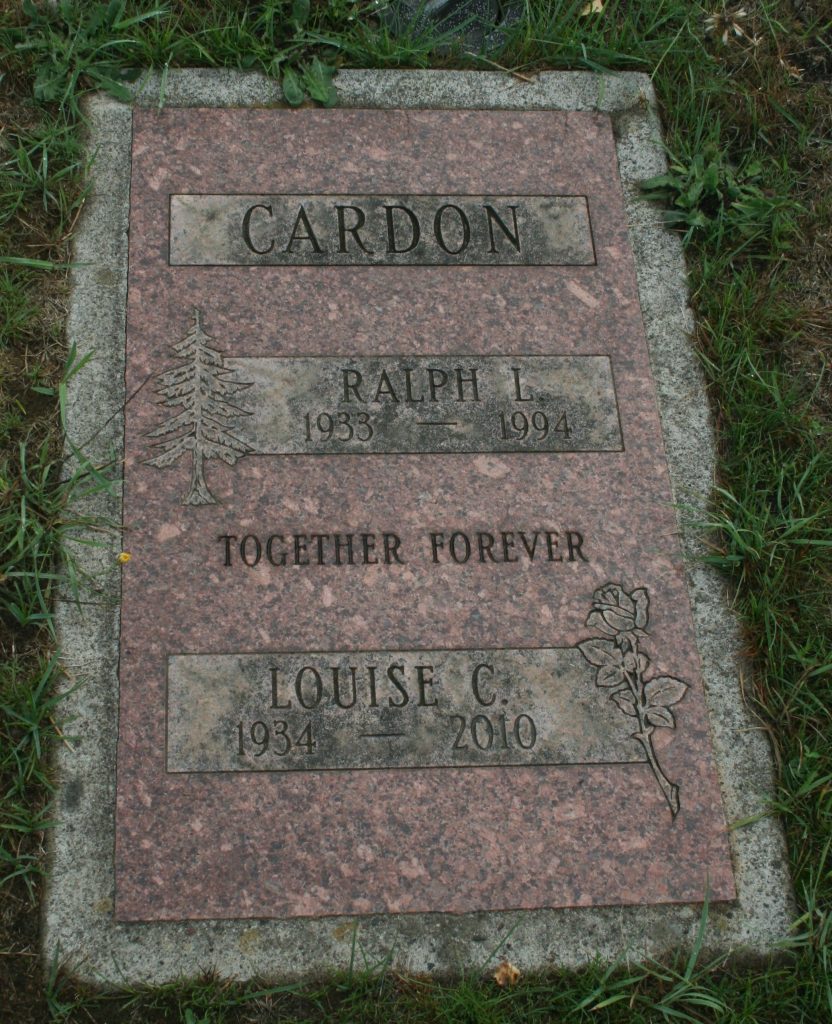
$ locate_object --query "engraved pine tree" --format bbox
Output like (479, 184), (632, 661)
(145, 308), (253, 505)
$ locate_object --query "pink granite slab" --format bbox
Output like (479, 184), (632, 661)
(115, 108), (736, 921)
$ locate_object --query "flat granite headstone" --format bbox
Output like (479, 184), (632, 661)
(47, 71), (793, 982)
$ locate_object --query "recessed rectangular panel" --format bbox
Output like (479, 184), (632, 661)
(166, 647), (646, 772)
(168, 193), (595, 266)
(153, 354), (621, 458)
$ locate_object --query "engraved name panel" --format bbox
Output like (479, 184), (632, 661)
(166, 648), (648, 773)
(168, 194), (595, 266)
(185, 355), (622, 457)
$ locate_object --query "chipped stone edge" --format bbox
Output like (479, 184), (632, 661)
(44, 69), (795, 987)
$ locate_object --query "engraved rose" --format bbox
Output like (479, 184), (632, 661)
(578, 583), (688, 817)
(587, 584), (649, 640)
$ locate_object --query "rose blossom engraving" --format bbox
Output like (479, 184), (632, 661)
(578, 583), (688, 817)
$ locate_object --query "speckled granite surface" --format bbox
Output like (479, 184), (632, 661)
(115, 107), (734, 922)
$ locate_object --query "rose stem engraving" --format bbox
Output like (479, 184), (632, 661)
(145, 308), (253, 505)
(577, 584), (688, 817)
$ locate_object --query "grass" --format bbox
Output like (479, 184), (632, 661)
(1, 0), (831, 1020)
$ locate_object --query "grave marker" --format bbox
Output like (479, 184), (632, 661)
(46, 71), (793, 983)
(116, 103), (734, 920)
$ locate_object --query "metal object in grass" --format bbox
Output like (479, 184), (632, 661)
(379, 0), (521, 51)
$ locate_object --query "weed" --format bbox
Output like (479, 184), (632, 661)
(11, 0), (165, 115)
(0, 653), (66, 899)
(641, 138), (799, 251)
(0, 353), (115, 640)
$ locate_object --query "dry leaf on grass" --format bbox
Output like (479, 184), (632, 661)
(580, 0), (604, 13)
(493, 960), (521, 987)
